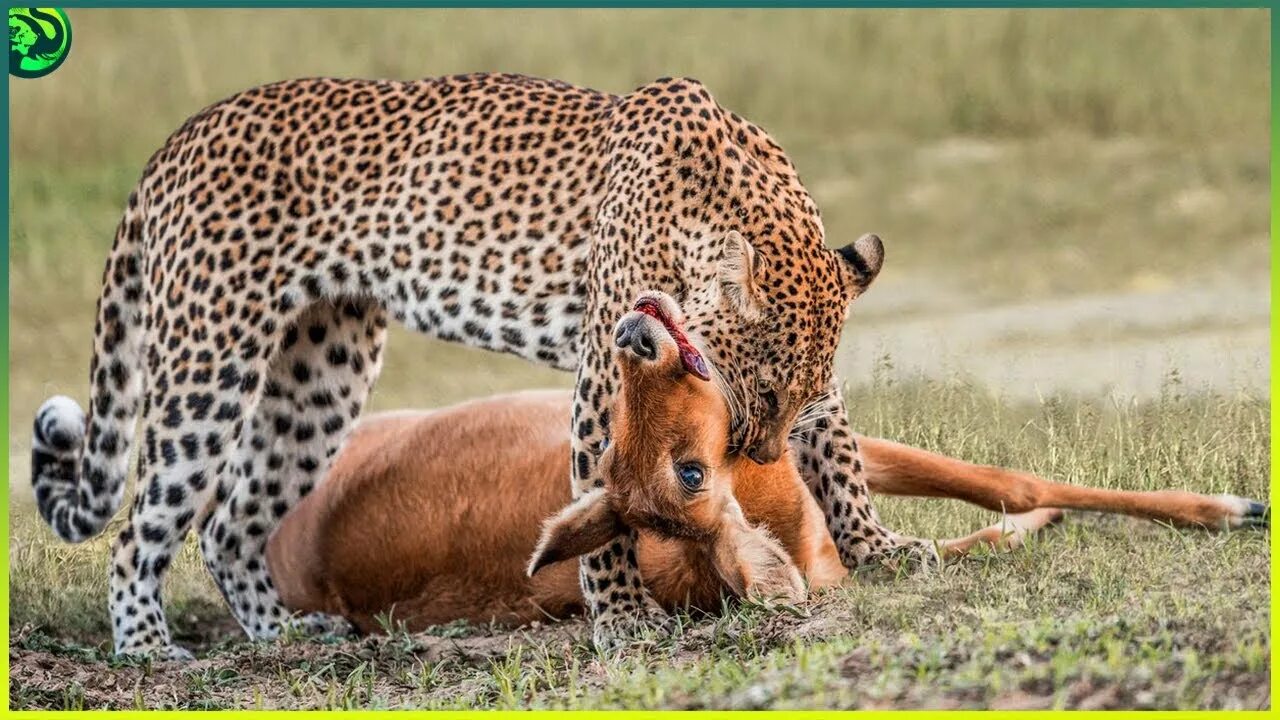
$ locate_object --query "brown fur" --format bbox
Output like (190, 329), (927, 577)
(857, 436), (1263, 531)
(266, 388), (843, 632)
(267, 392), (585, 630)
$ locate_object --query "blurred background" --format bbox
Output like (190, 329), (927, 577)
(10, 7), (1270, 514)
(6, 11), (1270, 708)
(10, 9), (1268, 424)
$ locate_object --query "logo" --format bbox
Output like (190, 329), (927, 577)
(9, 8), (71, 79)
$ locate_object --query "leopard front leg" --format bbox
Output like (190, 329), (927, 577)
(794, 380), (939, 570)
(570, 364), (668, 649)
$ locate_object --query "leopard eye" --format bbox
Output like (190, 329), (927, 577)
(676, 463), (705, 493)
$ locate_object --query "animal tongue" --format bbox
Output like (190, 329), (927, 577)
(633, 301), (711, 382)
(679, 346), (711, 382)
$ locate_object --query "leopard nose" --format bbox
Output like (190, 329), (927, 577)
(745, 438), (785, 464)
(614, 315), (657, 361)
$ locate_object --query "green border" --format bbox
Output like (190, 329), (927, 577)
(3, 0), (12, 708)
(2, 3), (1274, 716)
(35, 1), (1280, 7)
(1268, 2), (1276, 711)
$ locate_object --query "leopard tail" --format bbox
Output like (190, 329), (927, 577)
(32, 192), (147, 542)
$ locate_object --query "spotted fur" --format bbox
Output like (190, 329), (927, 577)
(30, 73), (927, 658)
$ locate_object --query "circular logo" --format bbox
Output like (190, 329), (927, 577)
(9, 8), (71, 79)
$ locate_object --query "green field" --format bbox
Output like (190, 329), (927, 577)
(7, 9), (1270, 710)
(10, 380), (1270, 709)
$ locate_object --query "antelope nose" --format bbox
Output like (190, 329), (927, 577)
(614, 315), (657, 360)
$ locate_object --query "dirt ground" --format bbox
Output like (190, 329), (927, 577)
(11, 559), (1270, 710)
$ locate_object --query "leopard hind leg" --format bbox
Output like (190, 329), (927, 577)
(199, 298), (387, 640)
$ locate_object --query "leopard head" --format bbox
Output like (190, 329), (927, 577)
(682, 226), (882, 464)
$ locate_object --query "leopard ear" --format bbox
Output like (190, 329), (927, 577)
(719, 230), (762, 319)
(836, 233), (884, 293)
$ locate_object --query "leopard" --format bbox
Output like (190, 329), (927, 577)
(29, 72), (935, 660)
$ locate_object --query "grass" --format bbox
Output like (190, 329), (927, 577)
(6, 7), (1270, 711)
(9, 377), (1270, 709)
(10, 9), (1267, 168)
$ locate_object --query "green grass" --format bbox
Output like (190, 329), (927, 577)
(9, 379), (1269, 709)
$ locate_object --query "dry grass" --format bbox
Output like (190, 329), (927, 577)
(11, 9), (1268, 168)
(11, 10), (1269, 308)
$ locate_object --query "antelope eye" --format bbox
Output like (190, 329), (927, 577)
(676, 463), (705, 492)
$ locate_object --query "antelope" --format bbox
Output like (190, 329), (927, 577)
(266, 293), (1265, 633)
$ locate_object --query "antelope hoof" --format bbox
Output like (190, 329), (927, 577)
(1243, 500), (1269, 528)
(1217, 494), (1269, 529)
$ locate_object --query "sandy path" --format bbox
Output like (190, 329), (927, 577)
(836, 274), (1269, 400)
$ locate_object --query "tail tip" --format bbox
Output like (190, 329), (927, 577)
(35, 395), (86, 452)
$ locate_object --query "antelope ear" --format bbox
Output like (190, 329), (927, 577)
(719, 230), (762, 320)
(527, 489), (624, 577)
(710, 503), (805, 603)
(835, 233), (884, 293)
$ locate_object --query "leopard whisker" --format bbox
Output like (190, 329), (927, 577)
(788, 418), (822, 441)
(792, 405), (830, 427)
(707, 358), (745, 429)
